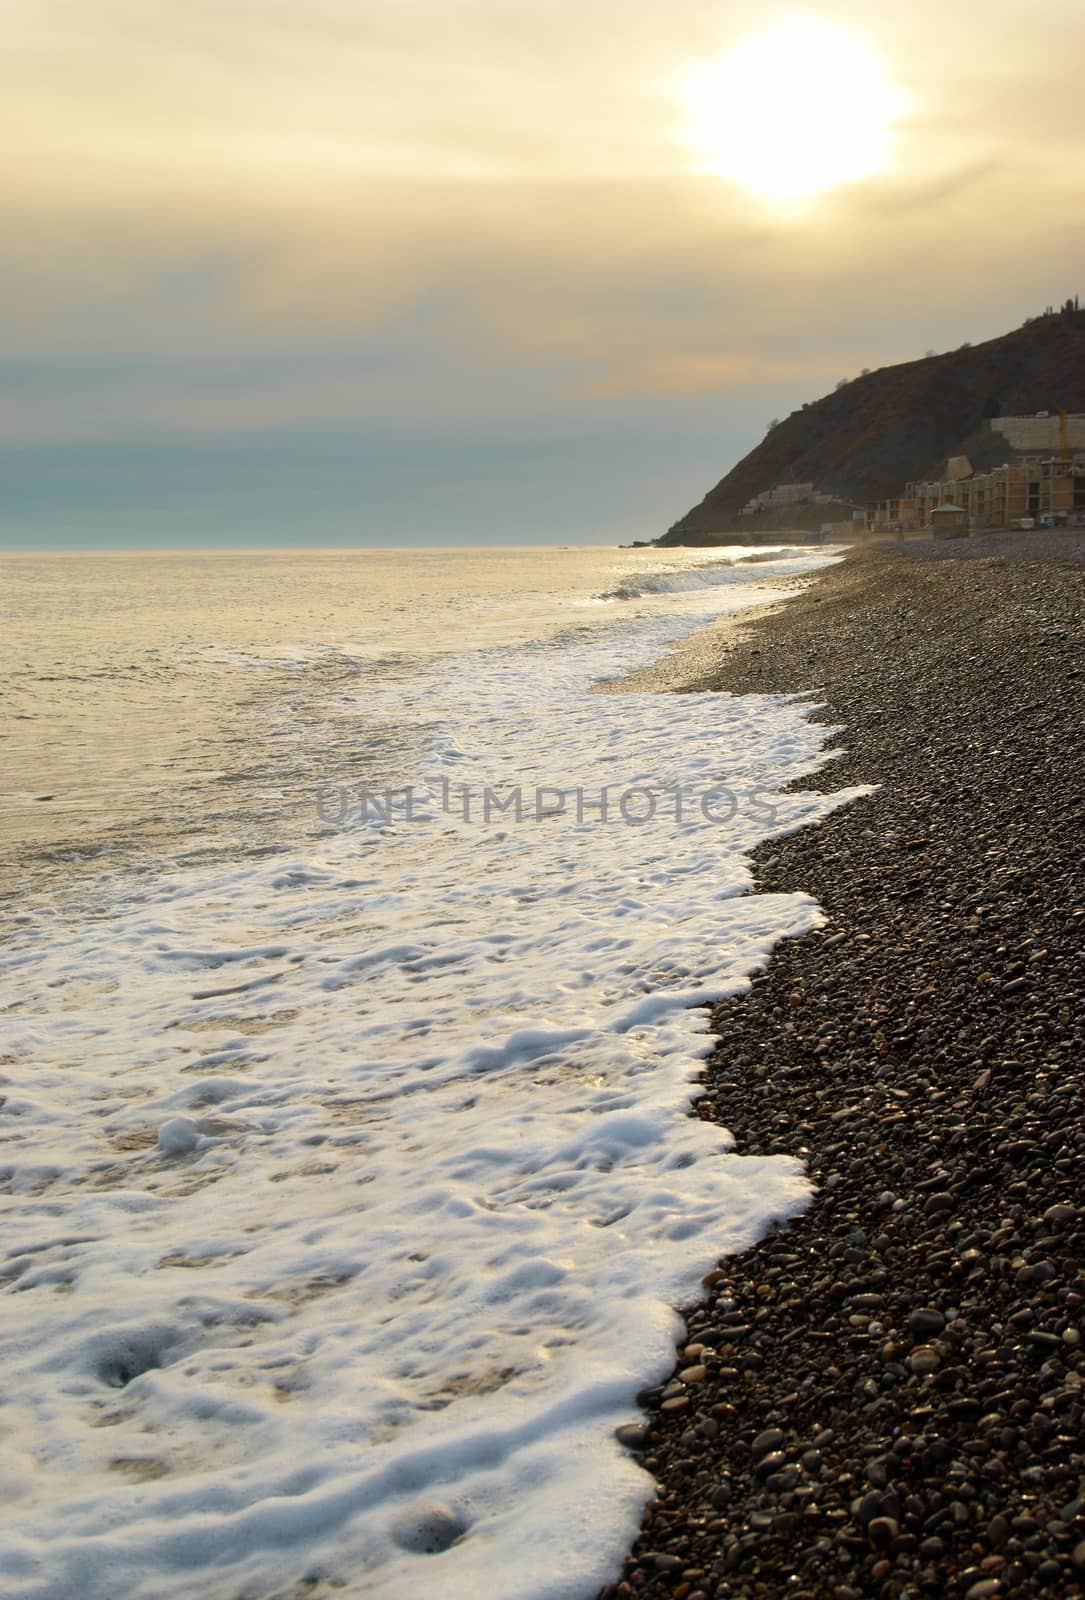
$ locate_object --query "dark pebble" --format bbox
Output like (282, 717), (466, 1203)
(751, 1428), (786, 1458)
(614, 545), (1085, 1600)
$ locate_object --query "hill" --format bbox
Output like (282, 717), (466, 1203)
(658, 307), (1085, 544)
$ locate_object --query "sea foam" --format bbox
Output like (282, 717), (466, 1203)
(0, 551), (864, 1599)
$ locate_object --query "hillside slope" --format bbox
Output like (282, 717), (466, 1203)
(660, 310), (1085, 542)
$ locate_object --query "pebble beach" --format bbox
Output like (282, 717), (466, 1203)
(609, 532), (1085, 1600)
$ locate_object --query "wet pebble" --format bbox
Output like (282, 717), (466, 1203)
(616, 547), (1085, 1600)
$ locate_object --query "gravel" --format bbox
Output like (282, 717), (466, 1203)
(601, 534), (1085, 1600)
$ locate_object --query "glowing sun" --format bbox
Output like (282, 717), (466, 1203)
(679, 17), (905, 203)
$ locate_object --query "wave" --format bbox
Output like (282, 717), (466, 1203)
(0, 552), (856, 1600)
(597, 547), (814, 600)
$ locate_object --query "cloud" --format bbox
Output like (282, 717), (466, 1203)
(581, 352), (834, 399)
(2, 0), (1084, 536)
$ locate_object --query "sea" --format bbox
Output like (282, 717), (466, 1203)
(0, 544), (862, 1600)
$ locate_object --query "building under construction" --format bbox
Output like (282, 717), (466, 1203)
(866, 412), (1085, 534)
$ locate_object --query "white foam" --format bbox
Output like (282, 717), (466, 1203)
(595, 546), (814, 599)
(0, 550), (866, 1599)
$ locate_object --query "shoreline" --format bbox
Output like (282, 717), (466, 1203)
(606, 532), (1085, 1599)
(0, 542), (854, 1600)
(595, 585), (816, 697)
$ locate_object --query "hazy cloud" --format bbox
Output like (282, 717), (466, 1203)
(2, 0), (1084, 542)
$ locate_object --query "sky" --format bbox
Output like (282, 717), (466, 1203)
(3, 0), (1084, 548)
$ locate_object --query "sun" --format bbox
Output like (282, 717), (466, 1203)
(679, 16), (905, 203)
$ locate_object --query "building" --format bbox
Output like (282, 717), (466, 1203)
(740, 482), (839, 514)
(931, 504), (968, 538)
(991, 412), (1085, 453)
(912, 454), (1085, 530)
(866, 411), (1085, 534)
(866, 495), (918, 533)
(867, 452), (1085, 534)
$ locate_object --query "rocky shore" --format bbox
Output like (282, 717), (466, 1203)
(606, 532), (1085, 1600)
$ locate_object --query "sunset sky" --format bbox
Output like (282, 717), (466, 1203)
(4, 0), (1084, 547)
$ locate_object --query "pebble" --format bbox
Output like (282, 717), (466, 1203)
(750, 1428), (785, 1458)
(616, 546), (1085, 1600)
(868, 1517), (898, 1546)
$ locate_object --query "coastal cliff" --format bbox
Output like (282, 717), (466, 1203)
(659, 308), (1085, 544)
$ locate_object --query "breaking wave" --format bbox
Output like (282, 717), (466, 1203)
(597, 547), (813, 600)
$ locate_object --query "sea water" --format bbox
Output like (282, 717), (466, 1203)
(0, 544), (863, 1599)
